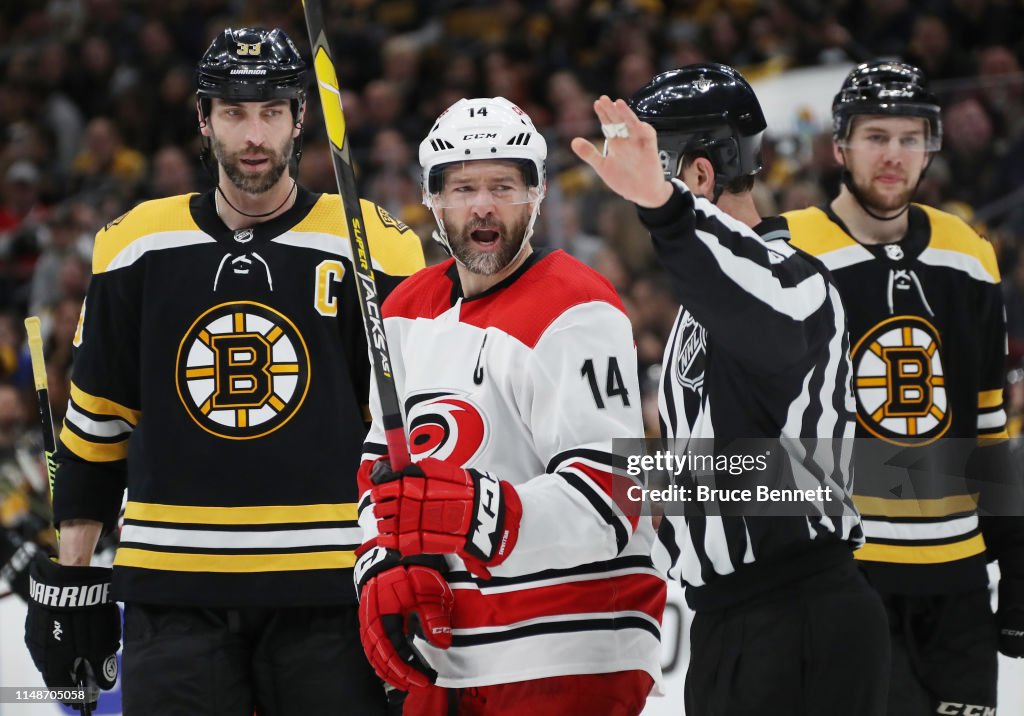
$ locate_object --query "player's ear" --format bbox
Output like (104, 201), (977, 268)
(197, 101), (210, 137)
(694, 157), (715, 196)
(832, 141), (845, 167)
(293, 100), (306, 138)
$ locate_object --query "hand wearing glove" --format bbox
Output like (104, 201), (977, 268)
(24, 557), (120, 708)
(355, 543), (454, 691)
(371, 458), (523, 578)
(1, 533), (51, 602)
(998, 578), (1024, 658)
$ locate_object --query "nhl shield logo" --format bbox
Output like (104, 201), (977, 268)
(674, 312), (707, 393)
(884, 244), (904, 261)
(233, 228), (254, 244)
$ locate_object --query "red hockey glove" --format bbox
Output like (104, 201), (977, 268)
(371, 458), (523, 579)
(358, 563), (454, 690)
(998, 578), (1024, 658)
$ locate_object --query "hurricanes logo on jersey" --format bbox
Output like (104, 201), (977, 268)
(405, 392), (488, 465)
(176, 301), (310, 439)
(851, 315), (950, 445)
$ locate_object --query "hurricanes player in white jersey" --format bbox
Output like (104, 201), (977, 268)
(353, 97), (666, 715)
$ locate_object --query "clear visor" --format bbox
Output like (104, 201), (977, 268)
(430, 183), (542, 209)
(837, 128), (941, 153)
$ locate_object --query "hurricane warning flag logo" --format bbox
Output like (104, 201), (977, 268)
(851, 315), (949, 445)
(405, 392), (488, 465)
(176, 301), (310, 439)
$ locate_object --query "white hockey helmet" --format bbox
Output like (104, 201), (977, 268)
(419, 97), (547, 254)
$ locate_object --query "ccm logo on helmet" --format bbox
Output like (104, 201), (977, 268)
(936, 704), (995, 716)
(463, 133), (497, 140)
(29, 578), (111, 608)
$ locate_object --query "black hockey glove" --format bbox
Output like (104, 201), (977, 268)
(24, 558), (120, 707)
(998, 578), (1024, 658)
(1, 532), (50, 602)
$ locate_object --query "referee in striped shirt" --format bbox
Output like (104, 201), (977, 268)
(572, 64), (889, 716)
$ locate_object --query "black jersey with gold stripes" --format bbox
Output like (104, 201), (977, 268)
(53, 187), (424, 608)
(785, 204), (1024, 594)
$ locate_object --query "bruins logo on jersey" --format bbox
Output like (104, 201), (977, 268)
(176, 301), (310, 439)
(405, 391), (488, 465)
(851, 315), (950, 445)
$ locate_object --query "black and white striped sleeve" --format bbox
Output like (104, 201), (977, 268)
(637, 179), (834, 374)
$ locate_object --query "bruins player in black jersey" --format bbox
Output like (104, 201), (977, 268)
(785, 61), (1024, 715)
(22, 27), (423, 715)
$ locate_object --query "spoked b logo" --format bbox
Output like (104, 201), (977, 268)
(851, 315), (950, 445)
(176, 301), (310, 439)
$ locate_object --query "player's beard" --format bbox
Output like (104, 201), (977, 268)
(851, 175), (916, 214)
(447, 212), (530, 275)
(212, 135), (293, 195)
(845, 156), (921, 215)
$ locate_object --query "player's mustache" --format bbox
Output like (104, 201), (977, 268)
(465, 218), (505, 234)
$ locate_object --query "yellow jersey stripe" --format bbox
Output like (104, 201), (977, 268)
(114, 547), (356, 572)
(782, 208), (858, 255)
(92, 195), (201, 274)
(70, 383), (141, 425)
(292, 196), (425, 277)
(853, 493), (978, 518)
(854, 533), (986, 564)
(60, 424), (129, 462)
(124, 501), (359, 524)
(919, 205), (999, 283)
(979, 389), (1003, 409)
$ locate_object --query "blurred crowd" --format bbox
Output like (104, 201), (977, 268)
(3, 0), (1024, 549)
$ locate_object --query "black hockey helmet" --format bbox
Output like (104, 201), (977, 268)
(196, 27), (307, 120)
(832, 60), (942, 149)
(629, 63), (766, 191)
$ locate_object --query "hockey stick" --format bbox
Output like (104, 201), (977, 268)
(300, 0), (410, 470)
(24, 318), (57, 507)
(24, 317), (96, 716)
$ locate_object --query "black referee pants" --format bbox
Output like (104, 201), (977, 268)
(122, 603), (388, 716)
(684, 559), (890, 716)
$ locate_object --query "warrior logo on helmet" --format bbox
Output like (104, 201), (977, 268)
(405, 391), (489, 466)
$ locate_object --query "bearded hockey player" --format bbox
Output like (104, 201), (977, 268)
(23, 27), (423, 714)
(354, 97), (665, 715)
(572, 64), (889, 715)
(784, 60), (1024, 716)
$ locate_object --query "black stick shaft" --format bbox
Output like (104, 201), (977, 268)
(300, 0), (410, 469)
